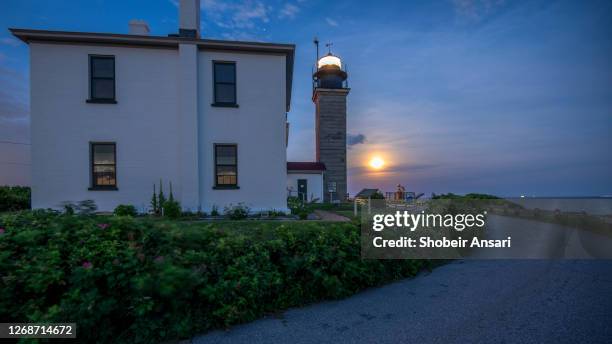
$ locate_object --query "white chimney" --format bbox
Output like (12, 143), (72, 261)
(128, 20), (150, 35)
(179, 0), (200, 38)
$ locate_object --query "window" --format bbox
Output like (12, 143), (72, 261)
(89, 56), (116, 103)
(90, 143), (117, 189)
(213, 61), (237, 106)
(214, 144), (238, 187)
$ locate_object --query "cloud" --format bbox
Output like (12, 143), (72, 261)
(349, 162), (441, 177)
(232, 1), (269, 27)
(347, 133), (366, 147)
(0, 37), (20, 47)
(451, 0), (505, 21)
(201, 0), (270, 29)
(325, 17), (339, 27)
(171, 0), (271, 31)
(279, 3), (300, 19)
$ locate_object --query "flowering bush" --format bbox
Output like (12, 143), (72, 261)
(223, 203), (250, 220)
(0, 210), (427, 343)
(0, 186), (30, 212)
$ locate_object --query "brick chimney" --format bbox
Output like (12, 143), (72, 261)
(179, 0), (200, 38)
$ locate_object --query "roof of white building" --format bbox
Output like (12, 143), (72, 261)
(287, 162), (326, 172)
(10, 28), (296, 112)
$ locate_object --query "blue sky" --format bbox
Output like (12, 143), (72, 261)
(1, 0), (611, 196)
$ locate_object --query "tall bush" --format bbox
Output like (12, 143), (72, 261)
(162, 200), (181, 219)
(114, 204), (138, 217)
(0, 211), (428, 343)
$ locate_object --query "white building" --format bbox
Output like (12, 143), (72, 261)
(10, 0), (302, 213)
(286, 162), (326, 203)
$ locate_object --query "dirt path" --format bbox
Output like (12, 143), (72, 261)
(313, 210), (351, 222)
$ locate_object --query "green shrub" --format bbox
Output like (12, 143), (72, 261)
(60, 200), (98, 215)
(223, 203), (250, 220)
(287, 196), (302, 214)
(211, 205), (219, 217)
(114, 204), (138, 217)
(0, 211), (428, 343)
(181, 210), (203, 219)
(61, 201), (76, 215)
(78, 200), (98, 215)
(163, 200), (181, 219)
(297, 209), (309, 220)
(287, 196), (317, 219)
(263, 209), (286, 218)
(0, 186), (30, 212)
(432, 193), (499, 200)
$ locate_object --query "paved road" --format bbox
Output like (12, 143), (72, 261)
(193, 260), (612, 344)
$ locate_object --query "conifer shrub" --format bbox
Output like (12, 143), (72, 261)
(162, 200), (181, 219)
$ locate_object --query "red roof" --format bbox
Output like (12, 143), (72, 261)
(287, 162), (326, 171)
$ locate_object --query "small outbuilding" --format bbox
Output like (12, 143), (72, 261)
(355, 188), (382, 199)
(287, 162), (326, 203)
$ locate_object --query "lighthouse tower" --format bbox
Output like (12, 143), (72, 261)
(313, 45), (350, 202)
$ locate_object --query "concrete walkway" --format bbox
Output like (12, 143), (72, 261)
(193, 260), (612, 344)
(313, 210), (351, 222)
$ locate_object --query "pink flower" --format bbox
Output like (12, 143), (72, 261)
(82, 261), (93, 269)
(97, 223), (110, 230)
(154, 256), (165, 264)
(0, 228), (5, 235)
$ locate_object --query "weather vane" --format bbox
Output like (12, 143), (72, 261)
(325, 42), (333, 54)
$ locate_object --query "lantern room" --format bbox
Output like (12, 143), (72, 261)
(313, 52), (347, 89)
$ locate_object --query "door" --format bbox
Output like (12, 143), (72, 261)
(298, 179), (308, 202)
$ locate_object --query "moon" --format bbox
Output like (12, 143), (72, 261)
(369, 157), (385, 170)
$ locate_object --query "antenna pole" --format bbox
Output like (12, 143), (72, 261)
(313, 37), (319, 65)
(345, 63), (348, 88)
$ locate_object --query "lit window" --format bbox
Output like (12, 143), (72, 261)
(91, 143), (116, 189)
(317, 54), (342, 69)
(215, 144), (237, 187)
